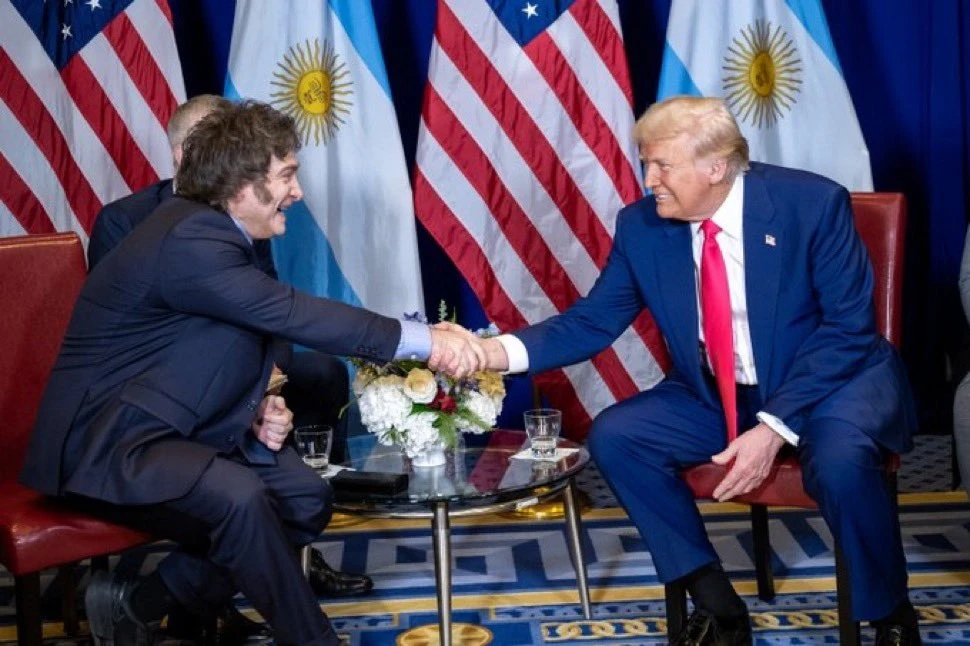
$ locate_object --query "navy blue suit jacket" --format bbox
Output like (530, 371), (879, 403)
(21, 197), (400, 504)
(515, 163), (916, 452)
(88, 179), (287, 365)
(88, 179), (277, 277)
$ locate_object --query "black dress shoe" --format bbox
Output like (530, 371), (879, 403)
(308, 548), (373, 597)
(218, 604), (273, 645)
(165, 602), (273, 645)
(875, 622), (923, 645)
(670, 609), (752, 646)
(85, 571), (157, 646)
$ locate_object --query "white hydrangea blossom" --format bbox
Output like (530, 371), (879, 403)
(397, 412), (442, 457)
(457, 391), (498, 433)
(358, 376), (411, 434)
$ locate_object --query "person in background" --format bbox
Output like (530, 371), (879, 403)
(21, 100), (486, 646)
(461, 96), (921, 645)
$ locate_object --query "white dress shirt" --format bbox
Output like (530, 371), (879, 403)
(498, 173), (798, 445)
(691, 176), (797, 445)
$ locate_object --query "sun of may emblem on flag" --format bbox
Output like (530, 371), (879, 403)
(270, 39), (353, 146)
(722, 21), (802, 129)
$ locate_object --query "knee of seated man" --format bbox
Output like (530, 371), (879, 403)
(587, 404), (635, 464)
(799, 418), (883, 496)
(306, 476), (334, 526)
(216, 469), (274, 519)
(288, 466), (334, 528)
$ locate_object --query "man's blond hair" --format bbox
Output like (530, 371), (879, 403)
(166, 94), (232, 152)
(634, 96), (750, 181)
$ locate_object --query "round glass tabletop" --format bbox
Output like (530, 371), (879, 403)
(332, 429), (589, 516)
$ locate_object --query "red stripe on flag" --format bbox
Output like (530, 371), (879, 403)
(422, 85), (637, 399)
(568, 0), (634, 107)
(422, 87), (581, 312)
(414, 169), (594, 437)
(0, 155), (57, 234)
(436, 3), (614, 267)
(421, 89), (640, 402)
(61, 55), (158, 193)
(523, 31), (642, 210)
(103, 12), (179, 129)
(155, 0), (174, 26)
(414, 169), (527, 333)
(0, 49), (102, 232)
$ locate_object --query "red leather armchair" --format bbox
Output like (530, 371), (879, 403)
(0, 233), (151, 645)
(665, 193), (907, 645)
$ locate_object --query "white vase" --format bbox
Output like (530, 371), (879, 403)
(410, 443), (447, 468)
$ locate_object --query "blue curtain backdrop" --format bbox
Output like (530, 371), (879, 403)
(168, 0), (970, 435)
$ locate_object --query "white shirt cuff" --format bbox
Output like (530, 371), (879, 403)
(496, 334), (529, 373)
(756, 411), (799, 446)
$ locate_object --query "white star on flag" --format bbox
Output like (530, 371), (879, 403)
(60, 23), (71, 39)
(522, 2), (538, 18)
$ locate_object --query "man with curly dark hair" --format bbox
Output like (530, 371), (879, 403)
(21, 100), (485, 646)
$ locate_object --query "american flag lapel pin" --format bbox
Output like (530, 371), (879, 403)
(765, 234), (776, 247)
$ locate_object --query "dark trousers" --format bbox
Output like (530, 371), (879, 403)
(282, 351), (350, 464)
(70, 446), (339, 646)
(587, 377), (908, 621)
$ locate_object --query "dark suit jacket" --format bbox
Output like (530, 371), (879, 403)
(87, 180), (174, 269)
(21, 197), (400, 504)
(89, 179), (277, 277)
(88, 179), (286, 362)
(515, 163), (916, 451)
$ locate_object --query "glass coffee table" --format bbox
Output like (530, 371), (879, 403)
(331, 429), (592, 646)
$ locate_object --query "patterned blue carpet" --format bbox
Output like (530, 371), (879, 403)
(3, 492), (970, 644)
(306, 493), (970, 644)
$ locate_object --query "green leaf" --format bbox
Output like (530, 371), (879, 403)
(454, 406), (491, 432)
(433, 414), (459, 448)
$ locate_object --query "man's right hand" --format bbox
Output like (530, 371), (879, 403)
(433, 322), (510, 372)
(428, 326), (486, 378)
(481, 337), (510, 371)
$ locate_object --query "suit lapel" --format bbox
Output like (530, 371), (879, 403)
(652, 219), (708, 394)
(742, 169), (783, 393)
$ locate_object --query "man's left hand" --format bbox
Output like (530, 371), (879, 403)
(710, 422), (785, 501)
(253, 394), (294, 451)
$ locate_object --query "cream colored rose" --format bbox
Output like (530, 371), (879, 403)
(403, 368), (438, 404)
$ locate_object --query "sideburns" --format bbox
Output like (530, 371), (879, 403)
(253, 179), (273, 205)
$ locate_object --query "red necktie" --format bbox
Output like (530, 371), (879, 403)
(700, 220), (737, 442)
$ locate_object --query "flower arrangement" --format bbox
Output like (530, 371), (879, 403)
(351, 303), (506, 459)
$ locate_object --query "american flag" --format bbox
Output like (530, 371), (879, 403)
(1, 0), (185, 241)
(414, 0), (670, 438)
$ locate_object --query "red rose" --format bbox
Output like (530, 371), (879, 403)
(430, 390), (457, 413)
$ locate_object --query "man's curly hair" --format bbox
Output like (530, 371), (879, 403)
(176, 100), (301, 211)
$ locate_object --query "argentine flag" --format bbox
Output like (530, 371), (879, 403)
(226, 0), (424, 317)
(658, 0), (873, 191)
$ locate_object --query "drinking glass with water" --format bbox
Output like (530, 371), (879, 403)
(294, 425), (333, 471)
(523, 409), (561, 458)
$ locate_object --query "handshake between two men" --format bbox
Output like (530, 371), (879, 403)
(426, 322), (510, 377)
